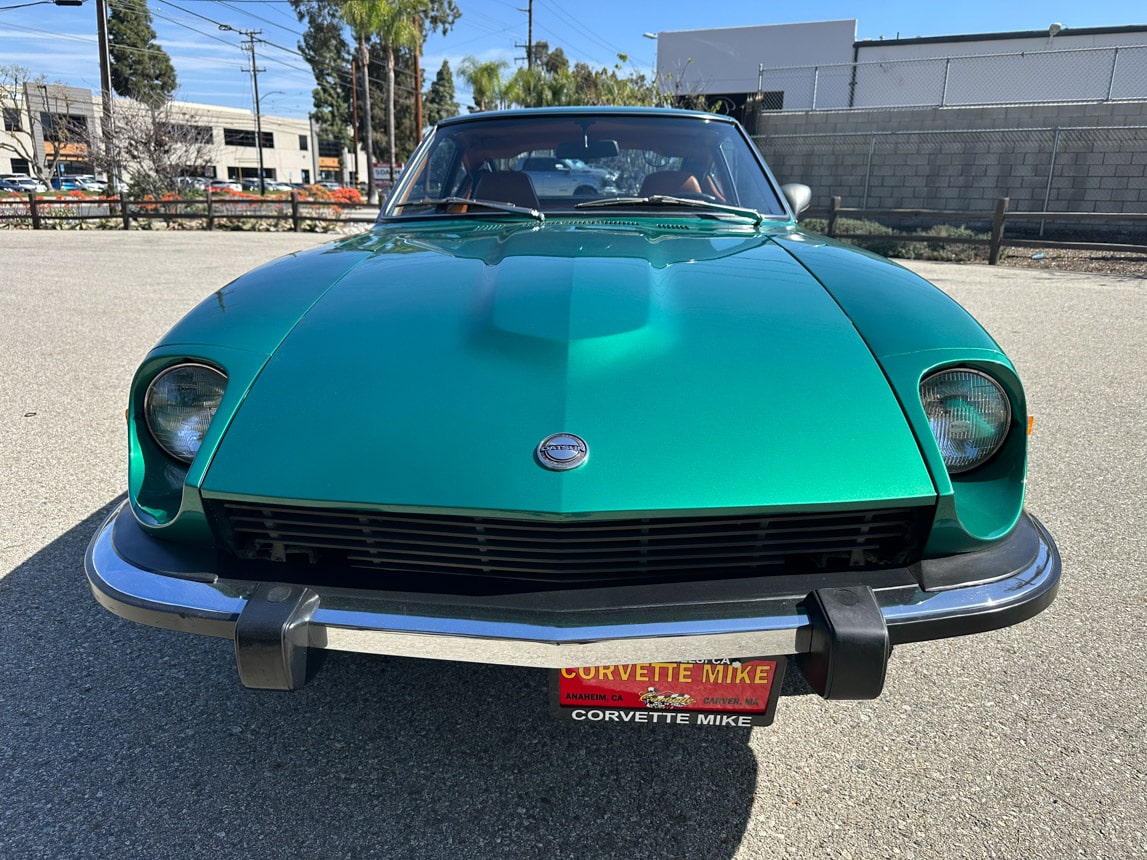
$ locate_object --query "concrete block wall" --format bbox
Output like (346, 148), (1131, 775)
(754, 102), (1147, 221)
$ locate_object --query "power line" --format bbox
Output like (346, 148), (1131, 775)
(130, 0), (423, 97)
(214, 0), (301, 39)
(5, 0), (463, 120)
(537, 0), (629, 60)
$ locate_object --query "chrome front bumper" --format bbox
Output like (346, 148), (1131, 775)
(86, 501), (1060, 696)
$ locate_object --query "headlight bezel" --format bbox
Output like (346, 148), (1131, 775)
(143, 361), (228, 464)
(920, 367), (1013, 476)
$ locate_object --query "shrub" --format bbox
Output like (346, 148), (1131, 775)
(331, 187), (364, 205)
(801, 217), (989, 263)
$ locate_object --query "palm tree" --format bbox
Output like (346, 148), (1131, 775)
(374, 3), (420, 185)
(458, 58), (509, 111)
(340, 0), (420, 202)
(506, 66), (549, 108)
(341, 0), (383, 203)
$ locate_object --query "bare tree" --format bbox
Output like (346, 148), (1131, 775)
(1, 65), (91, 183)
(90, 98), (221, 195)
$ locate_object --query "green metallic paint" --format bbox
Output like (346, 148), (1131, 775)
(128, 236), (378, 534)
(130, 218), (1028, 554)
(158, 236), (378, 352)
(773, 234), (1028, 553)
(198, 222), (936, 516)
(129, 346), (268, 535)
(771, 234), (1004, 359)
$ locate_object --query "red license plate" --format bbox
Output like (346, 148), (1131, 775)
(551, 657), (786, 727)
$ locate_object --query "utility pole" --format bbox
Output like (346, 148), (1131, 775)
(95, 0), (116, 192)
(351, 56), (361, 189)
(220, 25), (266, 195)
(413, 16), (423, 135)
(515, 0), (534, 68)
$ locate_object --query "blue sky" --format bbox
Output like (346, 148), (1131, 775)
(1, 0), (1143, 119)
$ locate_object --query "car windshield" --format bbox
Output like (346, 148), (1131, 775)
(384, 112), (787, 220)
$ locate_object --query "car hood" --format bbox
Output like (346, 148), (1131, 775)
(199, 222), (936, 516)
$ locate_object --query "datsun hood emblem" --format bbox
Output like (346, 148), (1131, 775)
(536, 433), (589, 471)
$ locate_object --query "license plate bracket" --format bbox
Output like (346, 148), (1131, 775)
(550, 657), (786, 727)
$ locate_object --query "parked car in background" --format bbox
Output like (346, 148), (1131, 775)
(87, 107), (1060, 728)
(73, 175), (108, 192)
(0, 178), (26, 193)
(50, 176), (85, 191)
(240, 179), (294, 193)
(561, 156), (619, 184)
(176, 176), (210, 191)
(514, 154), (611, 196)
(0, 173), (48, 192)
(208, 179), (243, 192)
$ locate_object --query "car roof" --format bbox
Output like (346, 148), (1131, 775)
(435, 105), (739, 129)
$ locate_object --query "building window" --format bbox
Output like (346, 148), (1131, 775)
(162, 122), (214, 145)
(223, 128), (274, 148)
(2, 108), (21, 132)
(40, 112), (88, 140)
(298, 134), (309, 151)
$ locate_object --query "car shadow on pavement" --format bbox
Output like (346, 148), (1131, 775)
(1, 501), (759, 860)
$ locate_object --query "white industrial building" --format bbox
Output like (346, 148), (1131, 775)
(652, 20), (1147, 117)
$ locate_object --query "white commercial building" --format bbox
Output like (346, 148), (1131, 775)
(1, 85), (352, 187)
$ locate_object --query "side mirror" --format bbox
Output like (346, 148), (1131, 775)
(780, 183), (812, 217)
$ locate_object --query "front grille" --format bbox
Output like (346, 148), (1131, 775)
(210, 501), (930, 585)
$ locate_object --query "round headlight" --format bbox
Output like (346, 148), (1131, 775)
(920, 369), (1011, 474)
(145, 363), (227, 463)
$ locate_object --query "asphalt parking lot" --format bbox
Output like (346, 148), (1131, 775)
(1, 231), (1143, 859)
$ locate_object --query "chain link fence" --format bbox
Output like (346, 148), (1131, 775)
(753, 44), (1147, 111)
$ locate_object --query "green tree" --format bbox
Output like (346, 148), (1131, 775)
(341, 0), (384, 201)
(461, 52), (672, 111)
(290, 0), (353, 151)
(458, 58), (509, 111)
(367, 44), (421, 165)
(505, 66), (549, 108)
(423, 59), (459, 126)
(107, 0), (177, 106)
(295, 0), (458, 198)
(372, 2), (420, 186)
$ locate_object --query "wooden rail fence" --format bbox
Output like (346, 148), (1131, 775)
(825, 196), (1147, 264)
(4, 190), (1146, 264)
(0, 190), (378, 232)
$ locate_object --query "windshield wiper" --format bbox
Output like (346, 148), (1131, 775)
(396, 196), (544, 222)
(574, 194), (768, 226)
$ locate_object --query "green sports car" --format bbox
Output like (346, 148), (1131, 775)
(86, 107), (1059, 725)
